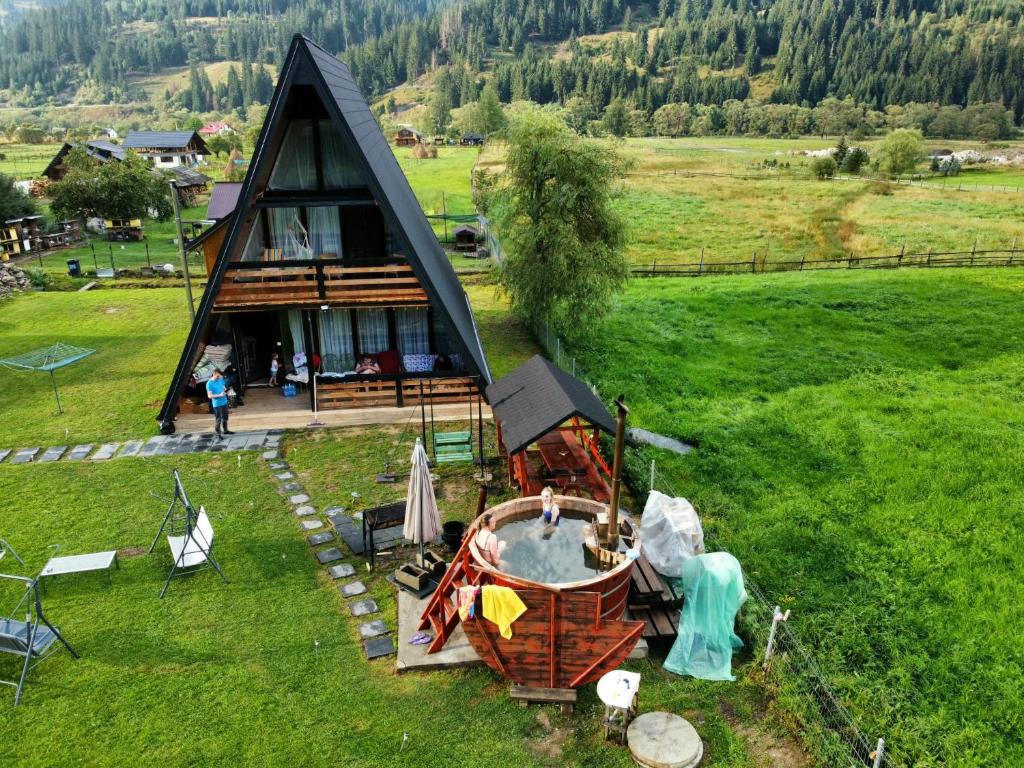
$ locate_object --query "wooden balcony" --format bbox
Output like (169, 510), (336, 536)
(318, 374), (477, 410)
(212, 259), (427, 311)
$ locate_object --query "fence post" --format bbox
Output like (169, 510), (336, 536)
(653, 257), (657, 276)
(898, 243), (905, 267)
(751, 252), (756, 273)
(572, 357), (576, 377)
(1010, 237), (1016, 266)
(649, 459), (655, 493)
(698, 247), (704, 275)
(145, 242), (151, 268)
(556, 336), (561, 368)
(108, 243), (114, 273)
(871, 738), (885, 768)
(971, 240), (976, 266)
(799, 253), (805, 271)
(91, 242), (98, 271)
(926, 248), (932, 266)
(763, 605), (791, 670)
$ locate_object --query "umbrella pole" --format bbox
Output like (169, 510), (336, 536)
(50, 369), (63, 415)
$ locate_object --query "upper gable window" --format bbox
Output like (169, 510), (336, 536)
(320, 120), (365, 188)
(269, 119), (316, 190)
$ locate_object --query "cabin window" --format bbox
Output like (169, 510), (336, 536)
(356, 309), (389, 354)
(160, 155), (173, 163)
(320, 120), (365, 188)
(268, 207), (310, 260)
(238, 221), (263, 261)
(395, 308), (429, 355)
(432, 312), (451, 355)
(318, 309), (354, 371)
(269, 120), (316, 190)
(307, 206), (342, 258)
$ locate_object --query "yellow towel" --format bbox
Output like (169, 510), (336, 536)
(481, 585), (528, 640)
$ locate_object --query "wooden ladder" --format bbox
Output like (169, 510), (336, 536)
(418, 527), (482, 654)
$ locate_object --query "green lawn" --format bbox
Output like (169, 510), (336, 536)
(559, 267), (1024, 767)
(0, 289), (191, 447)
(0, 447), (771, 768)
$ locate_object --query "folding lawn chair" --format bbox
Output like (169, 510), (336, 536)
(0, 574), (78, 706)
(160, 507), (228, 598)
(0, 539), (24, 567)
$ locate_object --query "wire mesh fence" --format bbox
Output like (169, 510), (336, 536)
(531, 316), (895, 768)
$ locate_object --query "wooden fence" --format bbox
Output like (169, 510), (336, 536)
(631, 246), (1024, 278)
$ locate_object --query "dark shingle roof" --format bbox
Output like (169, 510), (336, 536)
(170, 167), (211, 187)
(124, 131), (209, 153)
(205, 182), (242, 220)
(486, 355), (616, 455)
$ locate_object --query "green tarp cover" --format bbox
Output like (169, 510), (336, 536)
(664, 552), (747, 681)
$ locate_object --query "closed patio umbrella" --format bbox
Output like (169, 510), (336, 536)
(403, 438), (440, 561)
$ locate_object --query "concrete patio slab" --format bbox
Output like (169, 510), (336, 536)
(395, 589), (483, 674)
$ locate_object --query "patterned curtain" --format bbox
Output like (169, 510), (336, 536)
(309, 207), (342, 258)
(357, 309), (389, 354)
(320, 120), (364, 188)
(269, 120), (316, 190)
(318, 310), (354, 371)
(395, 308), (429, 354)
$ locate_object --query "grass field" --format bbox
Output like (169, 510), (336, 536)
(558, 267), (1024, 767)
(0, 433), (785, 767)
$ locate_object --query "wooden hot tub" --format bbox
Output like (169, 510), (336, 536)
(421, 495), (644, 689)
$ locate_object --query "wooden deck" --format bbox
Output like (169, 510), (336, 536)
(174, 387), (491, 433)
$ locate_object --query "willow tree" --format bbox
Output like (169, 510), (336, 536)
(494, 108), (629, 336)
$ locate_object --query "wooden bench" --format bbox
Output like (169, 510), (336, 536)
(629, 553), (682, 607)
(510, 685), (577, 714)
(626, 605), (681, 640)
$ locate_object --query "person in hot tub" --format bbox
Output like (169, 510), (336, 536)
(540, 486), (560, 527)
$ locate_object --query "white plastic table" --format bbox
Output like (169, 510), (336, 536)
(39, 551), (119, 588)
(597, 669), (641, 743)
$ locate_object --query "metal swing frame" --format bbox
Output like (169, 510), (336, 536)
(0, 574), (78, 706)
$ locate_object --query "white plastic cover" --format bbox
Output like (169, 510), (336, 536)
(639, 490), (705, 577)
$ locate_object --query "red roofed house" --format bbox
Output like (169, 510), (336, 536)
(199, 121), (236, 137)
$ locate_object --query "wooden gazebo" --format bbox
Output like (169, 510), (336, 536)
(486, 355), (614, 502)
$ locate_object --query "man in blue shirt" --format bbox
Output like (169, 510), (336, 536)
(206, 369), (233, 438)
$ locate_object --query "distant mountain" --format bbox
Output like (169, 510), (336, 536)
(0, 0), (1021, 124)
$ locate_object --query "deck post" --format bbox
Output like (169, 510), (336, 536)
(605, 396), (629, 550)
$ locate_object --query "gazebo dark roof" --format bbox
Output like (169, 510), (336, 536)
(486, 355), (615, 455)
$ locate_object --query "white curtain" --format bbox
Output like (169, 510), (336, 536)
(239, 222), (263, 261)
(320, 120), (364, 188)
(269, 120), (316, 190)
(269, 207), (311, 260)
(396, 308), (429, 354)
(309, 206), (342, 258)
(357, 309), (389, 354)
(288, 310), (306, 356)
(318, 310), (354, 371)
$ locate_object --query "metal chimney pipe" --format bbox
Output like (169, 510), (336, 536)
(606, 395), (629, 550)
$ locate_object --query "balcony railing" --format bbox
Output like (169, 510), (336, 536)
(212, 258), (427, 310)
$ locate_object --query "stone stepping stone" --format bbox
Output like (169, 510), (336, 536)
(91, 443), (120, 461)
(328, 563), (356, 579)
(350, 598), (379, 617)
(301, 519), (323, 531)
(324, 505), (346, 515)
(315, 548), (343, 565)
(289, 494), (310, 505)
(281, 482), (302, 493)
(66, 444), (94, 461)
(38, 446), (67, 463)
(138, 440), (162, 458)
(339, 581), (367, 598)
(117, 440), (144, 458)
(275, 471), (295, 481)
(627, 712), (703, 768)
(0, 449), (11, 463)
(294, 505), (316, 517)
(307, 532), (334, 547)
(268, 461), (288, 470)
(359, 620), (389, 639)
(262, 450), (280, 460)
(363, 636), (396, 660)
(11, 448), (40, 464)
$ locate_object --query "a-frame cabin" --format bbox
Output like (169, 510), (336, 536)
(157, 35), (491, 433)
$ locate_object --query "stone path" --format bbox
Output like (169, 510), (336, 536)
(263, 450), (396, 661)
(0, 430), (284, 466)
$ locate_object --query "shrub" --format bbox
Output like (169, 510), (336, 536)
(811, 156), (837, 179)
(24, 266), (50, 288)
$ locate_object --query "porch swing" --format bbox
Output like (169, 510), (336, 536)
(429, 378), (474, 464)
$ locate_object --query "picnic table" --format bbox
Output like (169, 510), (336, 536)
(39, 550), (119, 589)
(535, 431), (611, 502)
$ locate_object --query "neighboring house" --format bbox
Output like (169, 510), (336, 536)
(199, 121), (235, 137)
(157, 35), (491, 434)
(41, 140), (127, 181)
(461, 133), (485, 146)
(123, 131), (210, 169)
(102, 128), (119, 139)
(394, 126), (423, 147)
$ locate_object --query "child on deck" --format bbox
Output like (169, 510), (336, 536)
(269, 353), (280, 386)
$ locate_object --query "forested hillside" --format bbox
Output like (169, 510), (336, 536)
(1, 0), (1022, 127)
